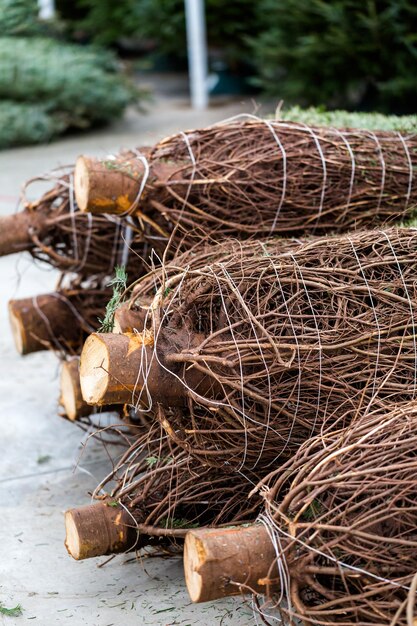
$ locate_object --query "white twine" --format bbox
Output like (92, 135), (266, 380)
(139, 267), (285, 449)
(396, 132), (413, 213)
(290, 254), (323, 440)
(332, 128), (356, 214)
(68, 173), (79, 266)
(347, 235), (382, 407)
(262, 120), (287, 234)
(120, 216), (135, 268)
(122, 149), (150, 217)
(260, 509), (411, 592)
(266, 258), (302, 468)
(379, 230), (417, 397)
(368, 131), (386, 211)
(259, 513), (292, 613)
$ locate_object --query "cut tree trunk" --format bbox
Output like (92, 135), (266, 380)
(80, 331), (155, 405)
(75, 155), (146, 215)
(65, 501), (137, 560)
(60, 357), (118, 421)
(79, 331), (219, 407)
(8, 293), (83, 355)
(60, 358), (93, 421)
(74, 153), (179, 215)
(184, 525), (279, 603)
(0, 209), (47, 256)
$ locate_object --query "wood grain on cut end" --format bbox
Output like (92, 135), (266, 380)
(64, 502), (134, 560)
(8, 300), (25, 354)
(74, 155), (144, 215)
(184, 533), (206, 603)
(79, 333), (110, 405)
(80, 331), (154, 406)
(184, 525), (279, 603)
(74, 156), (90, 212)
(60, 358), (91, 421)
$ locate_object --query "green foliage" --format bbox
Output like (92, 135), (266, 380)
(145, 455), (173, 467)
(301, 498), (324, 521)
(279, 105), (417, 131)
(0, 37), (137, 129)
(0, 101), (65, 150)
(99, 266), (128, 332)
(0, 3), (144, 149)
(159, 517), (199, 529)
(0, 0), (39, 36)
(0, 603), (23, 617)
(252, 0), (417, 113)
(72, 0), (258, 63)
(74, 0), (148, 46)
(145, 456), (160, 468)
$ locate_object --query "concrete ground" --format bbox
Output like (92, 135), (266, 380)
(0, 86), (269, 625)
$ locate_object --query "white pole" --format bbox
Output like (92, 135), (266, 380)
(184, 0), (209, 110)
(38, 0), (55, 20)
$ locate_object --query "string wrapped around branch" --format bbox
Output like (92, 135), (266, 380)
(205, 402), (416, 625)
(76, 119), (417, 236)
(0, 168), (154, 278)
(81, 227), (417, 473)
(64, 422), (259, 560)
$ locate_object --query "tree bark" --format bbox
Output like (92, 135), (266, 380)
(60, 358), (93, 421)
(65, 501), (137, 560)
(79, 331), (218, 406)
(0, 209), (46, 256)
(113, 300), (151, 334)
(8, 293), (83, 355)
(184, 525), (280, 603)
(74, 152), (179, 215)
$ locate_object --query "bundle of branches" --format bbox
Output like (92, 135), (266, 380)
(76, 119), (417, 236)
(185, 402), (417, 625)
(64, 423), (260, 560)
(81, 227), (417, 473)
(0, 168), (156, 277)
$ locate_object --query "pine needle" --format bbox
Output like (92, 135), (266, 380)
(0, 603), (23, 617)
(98, 266), (128, 332)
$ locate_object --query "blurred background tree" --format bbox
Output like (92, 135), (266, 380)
(0, 0), (143, 149)
(58, 0), (259, 68)
(2, 0), (416, 149)
(57, 0), (417, 113)
(251, 0), (417, 113)
(0, 0), (39, 35)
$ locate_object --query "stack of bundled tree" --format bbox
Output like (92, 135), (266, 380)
(9, 116), (416, 422)
(69, 224), (417, 623)
(5, 115), (417, 621)
(62, 118), (417, 621)
(2, 164), (154, 422)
